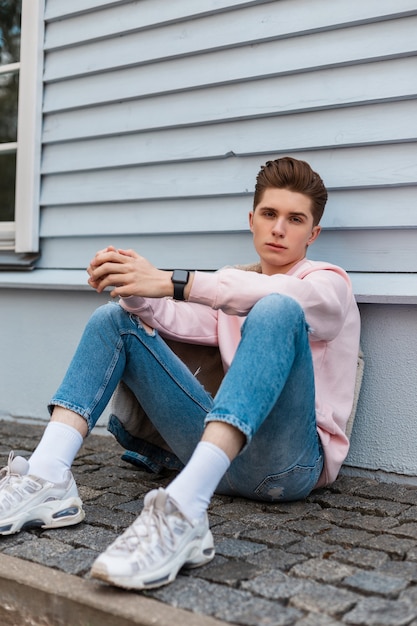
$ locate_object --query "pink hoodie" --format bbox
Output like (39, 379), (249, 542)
(120, 258), (361, 487)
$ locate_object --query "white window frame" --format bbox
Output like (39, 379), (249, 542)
(0, 0), (44, 253)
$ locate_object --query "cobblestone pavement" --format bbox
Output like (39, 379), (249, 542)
(2, 421), (417, 626)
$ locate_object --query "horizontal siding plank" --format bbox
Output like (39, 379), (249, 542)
(42, 57), (417, 142)
(40, 198), (251, 238)
(43, 14), (417, 85)
(44, 0), (417, 51)
(41, 101), (417, 173)
(323, 188), (417, 230)
(308, 230), (417, 273)
(38, 233), (259, 270)
(39, 186), (417, 238)
(37, 229), (417, 273)
(40, 144), (417, 205)
(45, 0), (262, 26)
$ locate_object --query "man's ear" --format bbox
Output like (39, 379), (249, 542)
(307, 225), (321, 245)
(249, 211), (254, 232)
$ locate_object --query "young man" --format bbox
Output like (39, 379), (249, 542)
(0, 157), (360, 591)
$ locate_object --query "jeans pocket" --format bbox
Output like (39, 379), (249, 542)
(254, 455), (323, 502)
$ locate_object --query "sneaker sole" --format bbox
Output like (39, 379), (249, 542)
(0, 497), (85, 535)
(91, 529), (215, 590)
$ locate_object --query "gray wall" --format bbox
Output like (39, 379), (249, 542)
(345, 303), (417, 479)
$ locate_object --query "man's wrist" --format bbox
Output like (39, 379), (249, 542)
(171, 269), (190, 301)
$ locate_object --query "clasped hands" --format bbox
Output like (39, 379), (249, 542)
(87, 246), (172, 299)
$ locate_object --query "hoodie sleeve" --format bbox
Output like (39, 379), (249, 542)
(188, 265), (353, 342)
(119, 295), (219, 345)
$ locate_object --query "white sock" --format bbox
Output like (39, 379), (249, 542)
(166, 441), (230, 521)
(28, 422), (84, 483)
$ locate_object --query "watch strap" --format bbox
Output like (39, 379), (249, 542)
(171, 269), (190, 301)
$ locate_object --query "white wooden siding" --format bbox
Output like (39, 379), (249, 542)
(39, 0), (417, 273)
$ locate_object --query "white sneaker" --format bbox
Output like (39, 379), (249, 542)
(0, 451), (85, 535)
(90, 487), (215, 590)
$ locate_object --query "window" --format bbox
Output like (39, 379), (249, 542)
(0, 0), (43, 262)
(0, 0), (20, 239)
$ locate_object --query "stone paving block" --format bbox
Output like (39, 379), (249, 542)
(319, 527), (374, 547)
(3, 537), (73, 566)
(211, 519), (255, 538)
(340, 513), (399, 532)
(289, 582), (359, 617)
(186, 556), (263, 586)
(51, 546), (98, 576)
(398, 506), (417, 523)
(210, 500), (264, 517)
(287, 538), (335, 558)
(107, 481), (154, 498)
(78, 471), (125, 490)
(77, 485), (104, 502)
(328, 547), (389, 570)
(295, 613), (345, 626)
(386, 522), (417, 540)
(242, 527), (301, 548)
(41, 524), (117, 552)
(89, 491), (135, 508)
(399, 584), (417, 605)
(240, 512), (305, 528)
(284, 518), (334, 536)
(309, 508), (354, 524)
(351, 483), (417, 507)
(307, 506), (352, 525)
(115, 499), (145, 515)
(0, 531), (35, 551)
(83, 503), (136, 532)
(244, 547), (308, 571)
(310, 494), (408, 517)
(151, 576), (303, 626)
(342, 570), (408, 598)
(215, 537), (267, 558)
(379, 560), (417, 583)
(326, 476), (377, 495)
(361, 534), (417, 558)
(241, 570), (306, 601)
(343, 597), (417, 626)
(406, 546), (417, 561)
(290, 558), (355, 584)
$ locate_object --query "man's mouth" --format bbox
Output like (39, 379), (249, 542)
(266, 242), (287, 250)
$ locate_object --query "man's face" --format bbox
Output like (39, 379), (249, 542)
(249, 187), (321, 275)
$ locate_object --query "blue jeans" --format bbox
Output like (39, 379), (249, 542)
(50, 294), (323, 502)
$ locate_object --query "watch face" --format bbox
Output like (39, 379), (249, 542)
(172, 270), (189, 284)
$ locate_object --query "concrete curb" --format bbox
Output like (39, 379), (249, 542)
(0, 554), (226, 626)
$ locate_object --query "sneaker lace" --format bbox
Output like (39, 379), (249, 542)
(114, 493), (192, 565)
(0, 452), (41, 512)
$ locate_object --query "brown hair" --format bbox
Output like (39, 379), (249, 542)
(253, 157), (328, 225)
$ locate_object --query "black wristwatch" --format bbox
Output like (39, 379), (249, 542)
(171, 269), (190, 301)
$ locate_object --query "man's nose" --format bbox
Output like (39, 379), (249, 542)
(272, 218), (285, 236)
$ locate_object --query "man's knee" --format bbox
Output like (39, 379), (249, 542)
(88, 301), (127, 328)
(249, 293), (304, 323)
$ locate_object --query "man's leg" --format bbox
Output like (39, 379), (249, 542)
(91, 294), (321, 591)
(166, 293), (321, 509)
(208, 293), (322, 501)
(0, 302), (214, 535)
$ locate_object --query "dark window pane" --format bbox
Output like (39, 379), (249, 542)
(0, 71), (18, 142)
(0, 0), (22, 65)
(0, 151), (16, 221)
